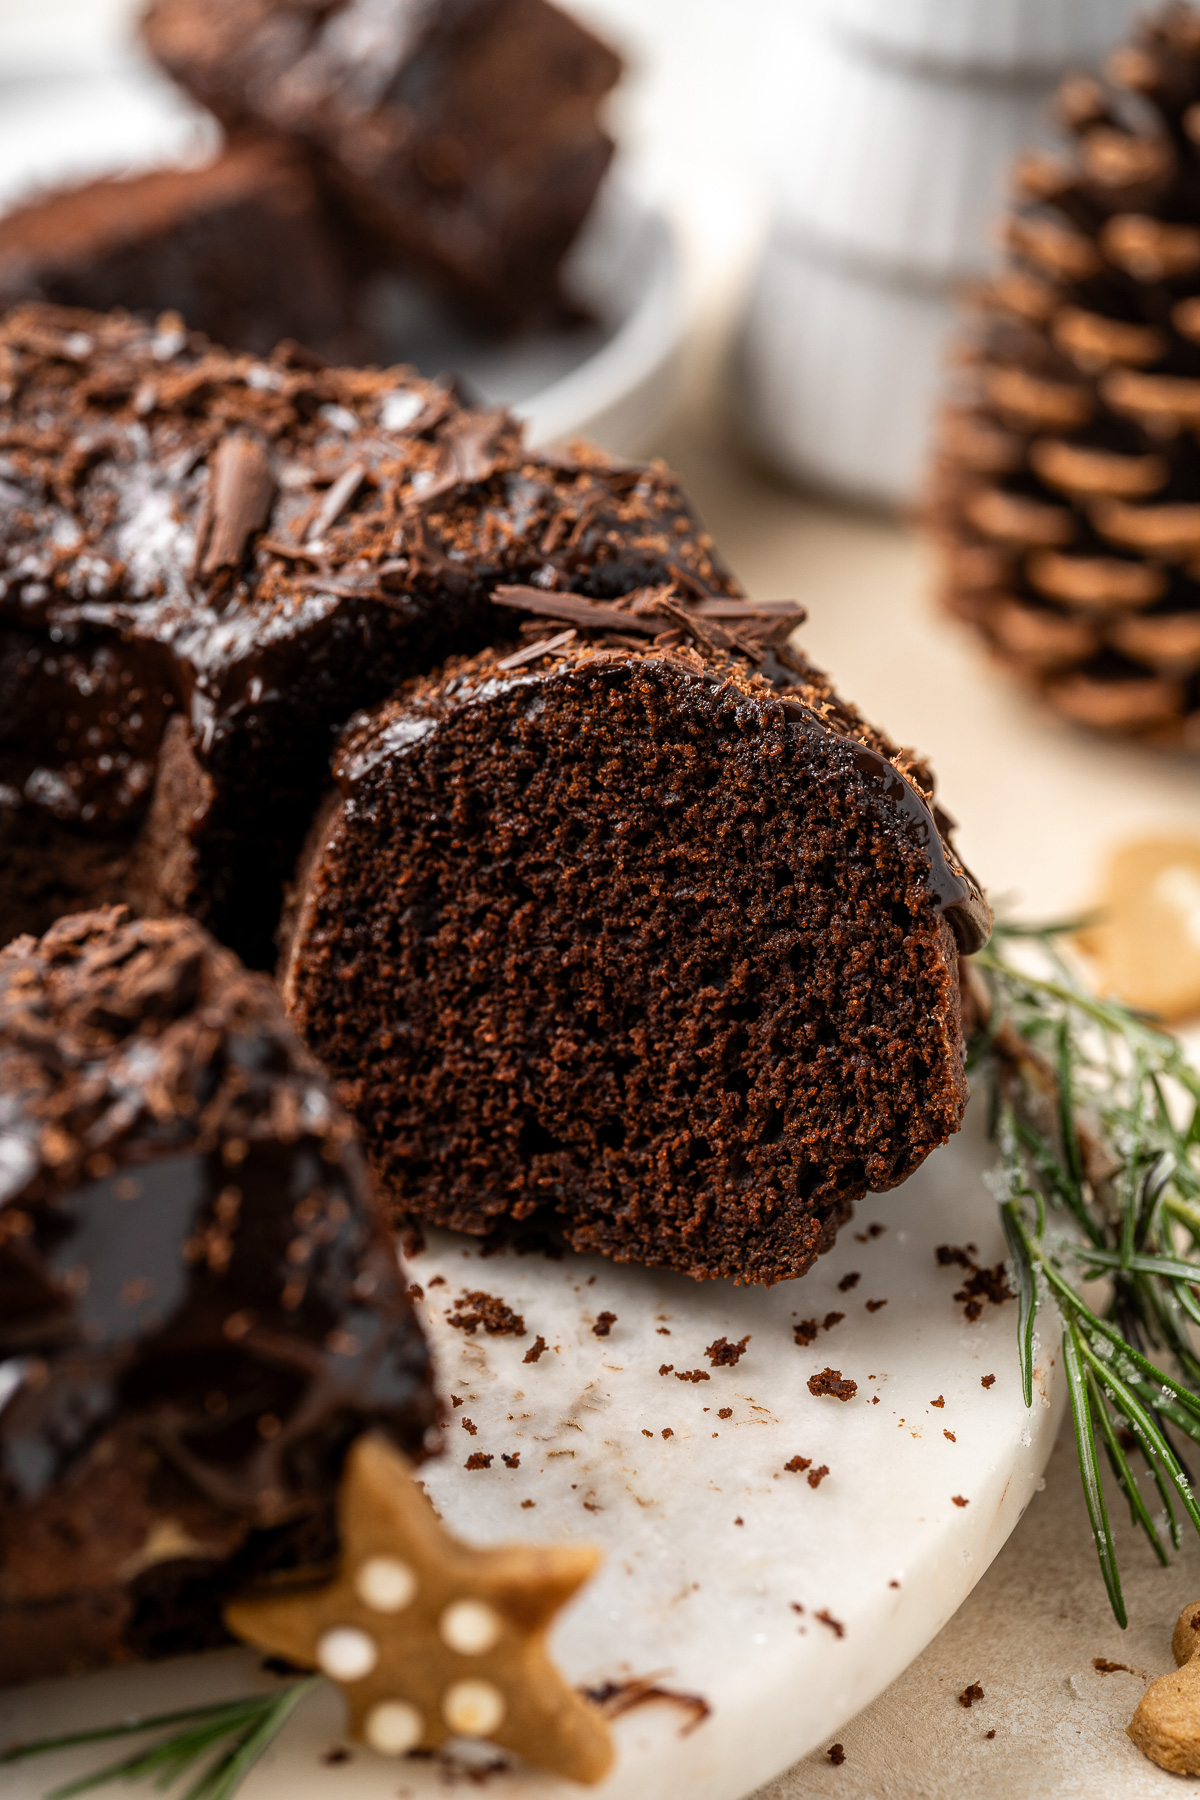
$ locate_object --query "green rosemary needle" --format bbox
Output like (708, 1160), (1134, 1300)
(0, 1677), (321, 1800)
(972, 920), (1200, 1627)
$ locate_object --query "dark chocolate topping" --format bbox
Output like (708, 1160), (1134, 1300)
(0, 907), (434, 1515)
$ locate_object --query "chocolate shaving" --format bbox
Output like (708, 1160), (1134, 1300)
(496, 629), (577, 672)
(307, 462), (365, 542)
(199, 434), (275, 576)
(492, 585), (656, 635)
(584, 1676), (711, 1737)
(491, 582), (805, 662)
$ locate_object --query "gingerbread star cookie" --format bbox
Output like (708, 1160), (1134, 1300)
(225, 1435), (613, 1784)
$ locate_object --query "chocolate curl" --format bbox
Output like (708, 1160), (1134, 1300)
(199, 434), (276, 576)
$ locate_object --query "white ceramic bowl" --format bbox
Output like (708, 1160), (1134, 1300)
(818, 0), (1142, 75)
(733, 227), (956, 508)
(765, 16), (1058, 283)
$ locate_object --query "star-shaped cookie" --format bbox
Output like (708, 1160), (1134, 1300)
(225, 1434), (613, 1784)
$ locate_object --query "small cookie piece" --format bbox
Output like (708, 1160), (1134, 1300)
(227, 1435), (612, 1784)
(1077, 837), (1200, 1021)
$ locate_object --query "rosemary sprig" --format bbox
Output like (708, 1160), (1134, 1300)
(973, 921), (1200, 1626)
(0, 1677), (321, 1800)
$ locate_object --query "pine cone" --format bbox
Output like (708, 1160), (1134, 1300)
(931, 3), (1200, 746)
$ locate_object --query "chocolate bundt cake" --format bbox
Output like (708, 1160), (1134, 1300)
(0, 906), (436, 1684)
(0, 303), (735, 963)
(0, 143), (361, 361)
(282, 599), (990, 1286)
(141, 0), (623, 330)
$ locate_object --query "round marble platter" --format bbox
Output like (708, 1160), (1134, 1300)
(2, 1099), (1064, 1800)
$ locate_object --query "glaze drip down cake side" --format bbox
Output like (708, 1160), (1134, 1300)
(282, 600), (990, 1286)
(0, 906), (436, 1684)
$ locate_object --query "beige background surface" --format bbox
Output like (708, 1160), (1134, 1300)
(638, 386), (1200, 1796)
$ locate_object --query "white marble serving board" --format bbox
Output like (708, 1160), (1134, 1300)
(2, 1099), (1064, 1800)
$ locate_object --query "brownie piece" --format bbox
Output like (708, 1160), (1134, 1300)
(0, 142), (361, 361)
(141, 0), (623, 328)
(281, 604), (990, 1286)
(0, 905), (437, 1684)
(0, 302), (734, 964)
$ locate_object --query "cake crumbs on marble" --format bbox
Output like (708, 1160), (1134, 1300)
(982, 1374), (996, 1388)
(838, 1273), (861, 1292)
(718, 1407), (732, 1419)
(931, 1396), (945, 1407)
(592, 1312), (617, 1337)
(952, 1495), (969, 1507)
(828, 1743), (846, 1765)
(461, 1418), (478, 1435)
(705, 1335), (750, 1366)
(808, 1369), (857, 1401)
(816, 1610), (845, 1638)
(447, 1290), (526, 1337)
(958, 1684), (985, 1708)
(523, 1336), (548, 1363)
(465, 1452), (493, 1470)
(865, 1299), (887, 1312)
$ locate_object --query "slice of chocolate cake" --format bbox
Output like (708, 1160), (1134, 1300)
(281, 603), (990, 1286)
(0, 303), (735, 964)
(141, 0), (623, 329)
(0, 905), (437, 1684)
(0, 142), (360, 360)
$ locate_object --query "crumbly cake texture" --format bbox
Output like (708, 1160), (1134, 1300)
(0, 905), (436, 1684)
(0, 302), (733, 963)
(283, 605), (990, 1286)
(141, 0), (622, 329)
(0, 142), (361, 361)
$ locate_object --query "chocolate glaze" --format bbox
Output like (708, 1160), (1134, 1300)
(0, 906), (436, 1680)
(0, 303), (741, 960)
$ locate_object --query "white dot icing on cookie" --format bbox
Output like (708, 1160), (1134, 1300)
(316, 1625), (378, 1682)
(439, 1598), (502, 1655)
(355, 1555), (418, 1612)
(364, 1699), (423, 1755)
(442, 1677), (506, 1736)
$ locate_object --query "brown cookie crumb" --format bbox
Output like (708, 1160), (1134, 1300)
(944, 1430), (956, 1442)
(809, 1368), (857, 1401)
(838, 1272), (861, 1292)
(447, 1290), (526, 1337)
(931, 1396), (945, 1407)
(981, 1374), (996, 1388)
(642, 1428), (653, 1438)
(451, 1395), (463, 1408)
(785, 1455), (813, 1474)
(674, 1369), (710, 1383)
(461, 1418), (477, 1435)
(523, 1335), (548, 1363)
(958, 1683), (984, 1708)
(593, 1312), (617, 1338)
(952, 1495), (969, 1507)
(705, 1334), (750, 1366)
(816, 1610), (845, 1638)
(718, 1407), (732, 1419)
(828, 1743), (846, 1766)
(662, 1428), (674, 1439)
(807, 1465), (830, 1489)
(465, 1452), (493, 1470)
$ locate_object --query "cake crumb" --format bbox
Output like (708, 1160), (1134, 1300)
(718, 1407), (732, 1419)
(501, 1452), (520, 1468)
(785, 1455), (812, 1474)
(809, 1368), (857, 1401)
(407, 1283), (423, 1301)
(451, 1395), (463, 1408)
(944, 1430), (956, 1442)
(822, 1311), (844, 1331)
(869, 1223), (886, 1238)
(985, 1729), (996, 1740)
(465, 1453), (493, 1470)
(447, 1290), (526, 1337)
(828, 1743), (846, 1766)
(322, 1746), (352, 1765)
(816, 1610), (845, 1638)
(952, 1495), (969, 1507)
(662, 1428), (674, 1439)
(865, 1299), (887, 1312)
(593, 1312), (617, 1338)
(659, 1363), (674, 1376)
(888, 1580), (900, 1589)
(958, 1683), (984, 1708)
(838, 1272), (861, 1292)
(807, 1465), (830, 1489)
(1093, 1658), (1134, 1674)
(734, 1516), (744, 1526)
(523, 1335), (548, 1363)
(794, 1320), (819, 1345)
(981, 1373), (996, 1388)
(705, 1334), (750, 1366)
(521, 1499), (536, 1508)
(428, 1274), (446, 1288)
(674, 1369), (711, 1383)
(657, 1326), (671, 1335)
(931, 1396), (945, 1407)
(461, 1417), (477, 1435)
(642, 1428), (653, 1437)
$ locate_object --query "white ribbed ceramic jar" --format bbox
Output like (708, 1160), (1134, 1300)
(734, 237), (954, 508)
(819, 0), (1142, 75)
(768, 18), (1056, 282)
